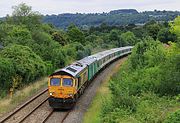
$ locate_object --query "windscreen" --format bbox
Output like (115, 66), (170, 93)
(62, 78), (73, 87)
(50, 78), (60, 86)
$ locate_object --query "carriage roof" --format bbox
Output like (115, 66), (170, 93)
(50, 46), (133, 77)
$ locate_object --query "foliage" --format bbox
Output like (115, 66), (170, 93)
(157, 28), (177, 43)
(164, 110), (180, 123)
(119, 31), (138, 46)
(112, 39), (179, 97)
(0, 45), (47, 84)
(108, 29), (120, 45)
(157, 53), (180, 96)
(9, 3), (42, 29)
(101, 92), (178, 123)
(52, 31), (68, 46)
(101, 17), (180, 122)
(171, 16), (180, 38)
(129, 37), (165, 70)
(43, 9), (180, 29)
(67, 24), (85, 44)
(63, 42), (91, 60)
(144, 22), (160, 40)
(1, 24), (33, 46)
(0, 3), (179, 106)
(30, 30), (66, 68)
(0, 57), (15, 97)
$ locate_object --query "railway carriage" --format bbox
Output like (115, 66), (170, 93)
(48, 46), (133, 109)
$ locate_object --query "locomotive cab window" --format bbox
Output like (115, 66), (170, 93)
(50, 78), (60, 86)
(63, 78), (73, 87)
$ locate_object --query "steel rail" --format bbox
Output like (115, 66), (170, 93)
(0, 88), (48, 123)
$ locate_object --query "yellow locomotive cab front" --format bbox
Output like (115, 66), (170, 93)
(48, 75), (76, 99)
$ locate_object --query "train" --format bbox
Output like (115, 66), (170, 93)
(48, 46), (133, 109)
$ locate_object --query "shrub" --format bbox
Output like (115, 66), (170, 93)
(158, 54), (180, 96)
(31, 30), (66, 68)
(0, 57), (15, 97)
(129, 38), (166, 70)
(164, 110), (180, 123)
(102, 38), (180, 123)
(0, 44), (47, 83)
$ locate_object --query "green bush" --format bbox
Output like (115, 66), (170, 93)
(0, 57), (15, 97)
(64, 42), (91, 60)
(31, 30), (66, 68)
(158, 54), (180, 96)
(129, 37), (166, 70)
(102, 37), (180, 123)
(0, 24), (33, 47)
(164, 110), (180, 123)
(0, 44), (47, 83)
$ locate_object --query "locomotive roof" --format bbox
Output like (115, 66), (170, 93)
(51, 46), (133, 77)
(52, 62), (87, 77)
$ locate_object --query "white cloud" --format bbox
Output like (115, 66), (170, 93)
(0, 0), (180, 17)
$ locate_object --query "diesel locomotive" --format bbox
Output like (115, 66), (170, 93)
(48, 46), (133, 109)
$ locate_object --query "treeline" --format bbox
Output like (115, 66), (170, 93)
(101, 17), (180, 123)
(86, 19), (177, 51)
(0, 3), (178, 99)
(0, 3), (92, 98)
(43, 9), (180, 29)
(0, 4), (144, 98)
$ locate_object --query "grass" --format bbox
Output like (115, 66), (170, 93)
(83, 77), (112, 123)
(0, 77), (48, 117)
(83, 58), (127, 123)
(109, 93), (180, 123)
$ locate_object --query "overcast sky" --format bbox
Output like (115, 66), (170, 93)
(0, 0), (180, 17)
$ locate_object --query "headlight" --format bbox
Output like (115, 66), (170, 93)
(68, 94), (73, 97)
(49, 92), (53, 96)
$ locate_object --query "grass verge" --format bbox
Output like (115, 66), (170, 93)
(0, 77), (48, 117)
(83, 58), (127, 123)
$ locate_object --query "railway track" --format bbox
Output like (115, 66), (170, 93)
(41, 109), (54, 123)
(0, 88), (48, 123)
(0, 88), (72, 123)
(61, 110), (71, 123)
(0, 57), (128, 123)
(38, 109), (71, 123)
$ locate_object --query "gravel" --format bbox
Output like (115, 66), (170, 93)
(0, 91), (48, 123)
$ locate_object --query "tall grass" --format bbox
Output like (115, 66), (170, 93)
(0, 77), (47, 117)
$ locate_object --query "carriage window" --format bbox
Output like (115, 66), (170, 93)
(50, 78), (60, 86)
(63, 78), (73, 87)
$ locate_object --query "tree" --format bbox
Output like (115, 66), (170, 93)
(52, 31), (67, 46)
(171, 16), (180, 44)
(129, 37), (165, 69)
(0, 57), (15, 97)
(9, 3), (42, 29)
(0, 44), (47, 83)
(157, 28), (176, 43)
(12, 3), (32, 17)
(119, 31), (137, 46)
(109, 29), (120, 41)
(145, 23), (161, 40)
(67, 24), (85, 44)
